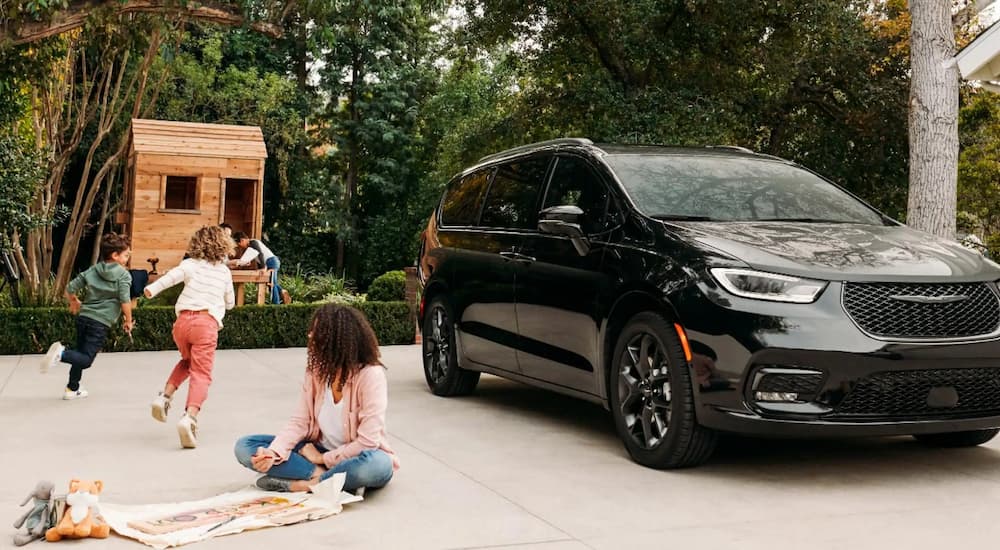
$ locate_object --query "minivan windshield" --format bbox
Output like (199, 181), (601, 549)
(604, 154), (885, 225)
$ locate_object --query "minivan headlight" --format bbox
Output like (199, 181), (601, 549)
(709, 268), (827, 303)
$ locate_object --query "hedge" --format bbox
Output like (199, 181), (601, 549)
(367, 270), (406, 302)
(0, 302), (415, 355)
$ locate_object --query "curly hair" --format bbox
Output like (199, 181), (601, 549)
(308, 304), (382, 393)
(186, 225), (233, 263)
(100, 233), (131, 261)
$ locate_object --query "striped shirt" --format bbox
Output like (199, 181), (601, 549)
(145, 259), (235, 328)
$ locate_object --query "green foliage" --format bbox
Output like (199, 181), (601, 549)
(279, 271), (355, 304)
(311, 0), (441, 283)
(367, 270), (406, 302)
(958, 90), (1000, 254)
(442, 0), (911, 218)
(0, 301), (414, 354)
(0, 133), (47, 247)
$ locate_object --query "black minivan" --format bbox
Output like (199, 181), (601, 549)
(417, 138), (1000, 468)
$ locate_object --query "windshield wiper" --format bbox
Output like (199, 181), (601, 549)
(651, 215), (716, 222)
(755, 217), (852, 223)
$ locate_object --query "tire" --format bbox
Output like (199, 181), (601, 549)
(608, 312), (717, 468)
(422, 295), (480, 396)
(913, 428), (999, 448)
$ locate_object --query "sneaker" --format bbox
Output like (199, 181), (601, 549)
(151, 392), (171, 423)
(40, 342), (64, 374)
(177, 414), (198, 449)
(62, 387), (88, 400)
(255, 476), (292, 493)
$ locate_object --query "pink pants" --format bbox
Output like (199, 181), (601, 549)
(167, 311), (219, 411)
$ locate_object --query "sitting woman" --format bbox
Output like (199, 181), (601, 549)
(234, 304), (399, 493)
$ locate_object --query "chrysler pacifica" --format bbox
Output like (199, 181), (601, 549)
(417, 138), (1000, 468)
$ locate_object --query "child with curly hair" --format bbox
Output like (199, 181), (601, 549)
(233, 304), (398, 494)
(144, 225), (235, 449)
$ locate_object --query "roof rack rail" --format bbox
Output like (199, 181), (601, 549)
(705, 145), (755, 154)
(478, 138), (594, 163)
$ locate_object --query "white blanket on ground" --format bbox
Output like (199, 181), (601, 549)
(101, 474), (361, 549)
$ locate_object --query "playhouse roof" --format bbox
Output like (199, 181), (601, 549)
(130, 119), (268, 160)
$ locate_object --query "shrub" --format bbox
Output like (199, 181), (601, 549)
(367, 270), (406, 302)
(279, 272), (352, 304)
(0, 301), (414, 354)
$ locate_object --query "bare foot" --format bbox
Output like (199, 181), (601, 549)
(300, 442), (324, 464)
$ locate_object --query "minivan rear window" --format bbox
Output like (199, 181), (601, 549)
(440, 169), (493, 226)
(605, 155), (884, 225)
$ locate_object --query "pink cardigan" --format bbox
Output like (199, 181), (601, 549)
(269, 364), (399, 470)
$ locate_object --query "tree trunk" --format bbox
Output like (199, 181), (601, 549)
(91, 169), (116, 265)
(336, 47), (363, 275)
(907, 0), (960, 239)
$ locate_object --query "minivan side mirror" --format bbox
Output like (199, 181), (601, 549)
(538, 205), (590, 256)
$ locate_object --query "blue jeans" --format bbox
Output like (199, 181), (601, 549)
(265, 257), (283, 305)
(234, 434), (393, 491)
(61, 316), (109, 391)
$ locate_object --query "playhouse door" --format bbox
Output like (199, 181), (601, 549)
(222, 178), (260, 237)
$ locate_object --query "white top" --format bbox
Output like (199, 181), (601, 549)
(234, 239), (275, 267)
(145, 258), (235, 327)
(318, 386), (346, 451)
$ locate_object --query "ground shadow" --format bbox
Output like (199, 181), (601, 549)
(448, 375), (1000, 485)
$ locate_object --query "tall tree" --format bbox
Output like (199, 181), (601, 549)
(907, 0), (960, 238)
(313, 0), (440, 281)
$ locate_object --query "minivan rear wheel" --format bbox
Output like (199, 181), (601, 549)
(609, 312), (717, 468)
(423, 295), (480, 396)
(913, 428), (999, 448)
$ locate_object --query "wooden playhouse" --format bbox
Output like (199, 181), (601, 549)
(119, 119), (268, 274)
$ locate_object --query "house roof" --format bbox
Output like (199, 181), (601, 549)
(130, 119), (268, 159)
(957, 19), (1000, 82)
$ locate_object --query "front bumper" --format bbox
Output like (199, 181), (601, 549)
(676, 281), (1000, 437)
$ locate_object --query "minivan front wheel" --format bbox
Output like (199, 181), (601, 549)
(609, 312), (717, 468)
(423, 295), (480, 396)
(913, 428), (999, 448)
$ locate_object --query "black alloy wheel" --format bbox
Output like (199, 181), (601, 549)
(609, 312), (717, 469)
(618, 331), (673, 449)
(422, 295), (480, 396)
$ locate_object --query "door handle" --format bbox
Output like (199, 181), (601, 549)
(499, 250), (535, 263)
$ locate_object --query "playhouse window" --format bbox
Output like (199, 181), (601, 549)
(162, 176), (199, 212)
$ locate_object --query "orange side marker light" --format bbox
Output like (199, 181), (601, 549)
(674, 323), (693, 362)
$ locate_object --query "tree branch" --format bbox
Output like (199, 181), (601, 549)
(3, 0), (283, 45)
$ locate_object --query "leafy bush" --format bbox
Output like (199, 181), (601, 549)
(0, 301), (414, 354)
(322, 290), (366, 307)
(279, 272), (354, 304)
(367, 270), (406, 302)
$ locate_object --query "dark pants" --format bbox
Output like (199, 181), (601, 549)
(61, 316), (109, 391)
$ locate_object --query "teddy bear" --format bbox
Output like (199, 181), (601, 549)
(12, 480), (54, 546)
(45, 480), (110, 542)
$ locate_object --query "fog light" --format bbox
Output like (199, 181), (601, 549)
(754, 391), (800, 402)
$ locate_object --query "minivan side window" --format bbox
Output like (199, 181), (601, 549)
(543, 156), (612, 234)
(440, 169), (493, 227)
(479, 157), (550, 230)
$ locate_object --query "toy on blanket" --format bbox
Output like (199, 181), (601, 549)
(45, 480), (110, 542)
(12, 481), (54, 546)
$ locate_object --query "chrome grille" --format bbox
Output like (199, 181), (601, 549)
(842, 282), (1000, 339)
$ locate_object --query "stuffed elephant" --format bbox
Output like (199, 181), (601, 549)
(12, 480), (54, 546)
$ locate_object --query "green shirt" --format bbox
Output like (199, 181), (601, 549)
(67, 262), (131, 327)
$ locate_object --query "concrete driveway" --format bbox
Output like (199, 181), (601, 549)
(3, 344), (1000, 549)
